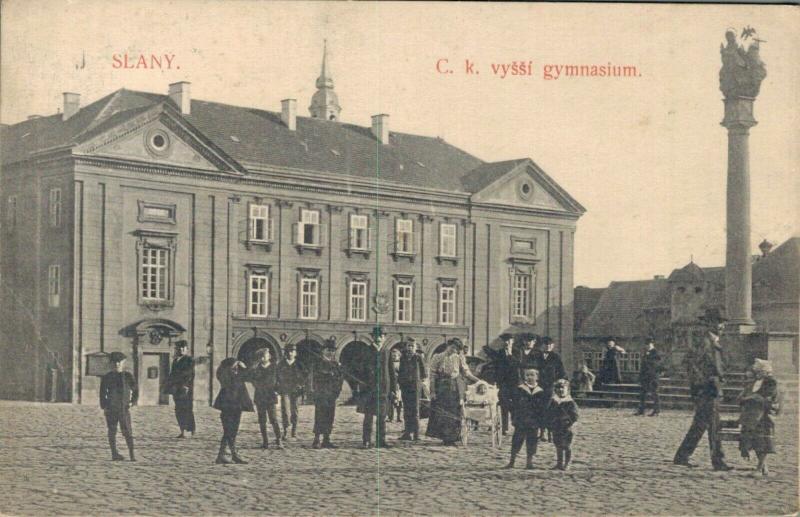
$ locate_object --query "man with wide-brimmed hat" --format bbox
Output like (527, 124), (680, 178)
(673, 307), (733, 471)
(99, 352), (138, 461)
(163, 340), (195, 438)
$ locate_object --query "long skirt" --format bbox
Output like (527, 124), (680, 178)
(425, 377), (462, 443)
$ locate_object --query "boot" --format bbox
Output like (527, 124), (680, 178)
(525, 454), (535, 470)
(399, 432), (412, 441)
(412, 432), (419, 442)
(125, 436), (135, 462)
(321, 435), (337, 449)
(377, 441), (392, 449)
(282, 427), (288, 441)
(291, 424), (297, 438)
(215, 441), (231, 464)
(109, 434), (125, 461)
(504, 454), (516, 469)
(552, 449), (564, 470)
(648, 410), (660, 416)
(312, 434), (322, 449)
(230, 441), (248, 464)
(564, 449), (572, 470)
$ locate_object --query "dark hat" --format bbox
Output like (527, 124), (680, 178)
(499, 332), (514, 341)
(174, 340), (188, 348)
(108, 351), (127, 362)
(283, 343), (296, 353)
(520, 333), (538, 343)
(541, 336), (555, 346)
(322, 339), (337, 351)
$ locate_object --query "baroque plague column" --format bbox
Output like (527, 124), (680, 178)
(719, 28), (766, 332)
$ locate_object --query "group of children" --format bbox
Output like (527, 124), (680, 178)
(505, 368), (579, 470)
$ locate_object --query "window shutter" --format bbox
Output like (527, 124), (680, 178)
(293, 223), (300, 245)
(367, 228), (373, 250)
(318, 223), (326, 246)
(268, 217), (274, 241)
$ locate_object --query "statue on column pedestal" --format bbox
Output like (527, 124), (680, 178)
(720, 27), (767, 99)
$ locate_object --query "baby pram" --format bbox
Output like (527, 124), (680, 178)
(461, 383), (503, 448)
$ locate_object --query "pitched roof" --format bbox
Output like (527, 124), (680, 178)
(578, 278), (668, 338)
(459, 159), (528, 192)
(573, 286), (606, 332)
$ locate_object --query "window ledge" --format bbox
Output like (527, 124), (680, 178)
(391, 251), (417, 263)
(435, 255), (458, 265)
(295, 243), (323, 256)
(140, 301), (174, 312)
(510, 317), (535, 325)
(346, 248), (371, 259)
(245, 239), (274, 251)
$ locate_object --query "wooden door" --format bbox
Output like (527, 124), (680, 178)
(140, 353), (169, 405)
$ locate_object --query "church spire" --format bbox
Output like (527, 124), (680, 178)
(309, 40), (341, 121)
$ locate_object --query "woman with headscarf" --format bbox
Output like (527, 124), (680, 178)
(213, 357), (255, 464)
(738, 358), (781, 477)
(426, 338), (484, 446)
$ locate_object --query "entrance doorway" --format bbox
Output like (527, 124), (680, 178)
(139, 352), (170, 406)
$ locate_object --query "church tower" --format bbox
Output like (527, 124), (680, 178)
(309, 41), (341, 121)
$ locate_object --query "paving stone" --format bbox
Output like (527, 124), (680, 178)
(0, 403), (797, 515)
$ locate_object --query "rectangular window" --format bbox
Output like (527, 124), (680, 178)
(620, 352), (642, 373)
(298, 209), (320, 246)
(439, 286), (456, 325)
(349, 214), (369, 250)
(512, 272), (531, 318)
(396, 284), (413, 323)
(248, 273), (269, 317)
(49, 188), (62, 228)
(7, 195), (16, 229)
(250, 204), (271, 241)
(141, 247), (169, 301)
(349, 280), (367, 321)
(300, 278), (319, 319)
(440, 223), (456, 257)
(396, 218), (413, 254)
(48, 265), (60, 307)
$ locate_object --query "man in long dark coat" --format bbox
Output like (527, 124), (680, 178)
(674, 310), (733, 471)
(99, 352), (138, 461)
(245, 348), (283, 449)
(164, 340), (195, 438)
(310, 340), (343, 449)
(493, 333), (520, 436)
(398, 338), (427, 441)
(636, 339), (663, 416)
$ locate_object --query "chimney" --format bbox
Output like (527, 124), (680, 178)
(62, 93), (80, 121)
(168, 81), (191, 115)
(371, 114), (389, 144)
(281, 99), (297, 131)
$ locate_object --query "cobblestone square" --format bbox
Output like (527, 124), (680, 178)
(0, 401), (797, 516)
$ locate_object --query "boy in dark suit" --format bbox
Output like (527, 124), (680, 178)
(547, 379), (579, 470)
(536, 336), (567, 441)
(505, 368), (548, 470)
(164, 340), (195, 438)
(494, 332), (520, 436)
(99, 352), (138, 461)
(246, 348), (283, 449)
(311, 340), (343, 449)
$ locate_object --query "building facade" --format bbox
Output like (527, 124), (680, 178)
(1, 56), (584, 404)
(574, 237), (799, 380)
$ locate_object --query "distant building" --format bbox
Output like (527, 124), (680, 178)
(575, 237), (799, 379)
(0, 49), (584, 403)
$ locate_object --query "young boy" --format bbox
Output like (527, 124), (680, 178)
(547, 378), (579, 470)
(99, 352), (138, 461)
(505, 368), (548, 469)
(245, 348), (283, 449)
(311, 340), (343, 449)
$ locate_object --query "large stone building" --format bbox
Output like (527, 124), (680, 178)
(0, 53), (584, 404)
(575, 237), (799, 380)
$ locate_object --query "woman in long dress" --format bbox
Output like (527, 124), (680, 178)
(599, 338), (625, 385)
(739, 358), (781, 477)
(426, 338), (483, 446)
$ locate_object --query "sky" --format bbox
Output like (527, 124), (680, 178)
(2, 1), (798, 287)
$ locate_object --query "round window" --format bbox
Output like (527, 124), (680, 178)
(145, 129), (171, 156)
(518, 180), (533, 200)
